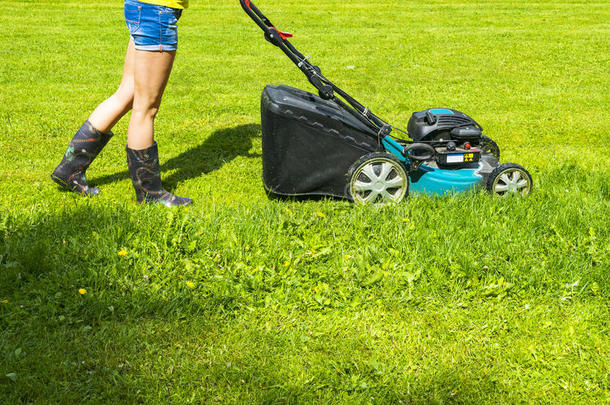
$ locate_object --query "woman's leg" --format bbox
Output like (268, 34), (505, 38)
(88, 39), (136, 133)
(125, 48), (191, 206)
(127, 49), (175, 150)
(51, 39), (136, 196)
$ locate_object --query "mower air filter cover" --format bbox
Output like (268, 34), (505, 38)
(407, 108), (482, 142)
(261, 85), (378, 199)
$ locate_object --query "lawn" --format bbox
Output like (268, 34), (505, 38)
(1, 0), (609, 403)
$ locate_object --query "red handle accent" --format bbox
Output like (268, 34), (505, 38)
(270, 27), (293, 40)
(245, 0), (251, 9)
(278, 31), (293, 40)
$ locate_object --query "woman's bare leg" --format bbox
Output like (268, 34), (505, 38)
(88, 39), (136, 133)
(127, 49), (176, 150)
(124, 48), (191, 206)
(51, 39), (136, 195)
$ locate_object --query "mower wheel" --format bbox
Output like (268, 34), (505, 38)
(347, 152), (408, 205)
(480, 135), (500, 159)
(486, 163), (533, 196)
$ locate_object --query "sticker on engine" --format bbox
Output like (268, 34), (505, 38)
(447, 154), (464, 163)
(430, 109), (454, 115)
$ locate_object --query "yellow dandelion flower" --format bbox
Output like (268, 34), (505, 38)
(284, 261), (291, 267)
(118, 249), (128, 257)
(186, 281), (195, 289)
(79, 289), (87, 295)
(344, 254), (351, 260)
(403, 218), (410, 223)
(1, 299), (8, 304)
(315, 212), (326, 218)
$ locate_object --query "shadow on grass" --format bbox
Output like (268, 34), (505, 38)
(90, 123), (261, 191)
(0, 206), (593, 403)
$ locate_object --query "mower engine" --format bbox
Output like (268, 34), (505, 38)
(407, 108), (486, 168)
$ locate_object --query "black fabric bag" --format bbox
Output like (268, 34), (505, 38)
(261, 85), (379, 199)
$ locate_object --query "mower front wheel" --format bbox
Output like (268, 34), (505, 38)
(486, 163), (533, 196)
(347, 153), (409, 205)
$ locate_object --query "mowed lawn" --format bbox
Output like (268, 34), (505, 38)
(1, 0), (609, 403)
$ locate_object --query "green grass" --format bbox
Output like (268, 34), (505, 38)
(1, 0), (609, 403)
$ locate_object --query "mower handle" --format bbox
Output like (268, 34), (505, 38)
(240, 1), (306, 65)
(240, 0), (267, 31)
(239, 0), (392, 135)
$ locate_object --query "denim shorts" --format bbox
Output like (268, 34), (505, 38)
(124, 0), (182, 52)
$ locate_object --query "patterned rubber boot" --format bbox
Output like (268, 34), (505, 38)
(51, 120), (113, 196)
(126, 142), (193, 207)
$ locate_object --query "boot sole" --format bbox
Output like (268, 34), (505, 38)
(51, 173), (100, 196)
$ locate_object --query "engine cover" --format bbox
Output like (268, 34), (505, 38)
(407, 108), (482, 142)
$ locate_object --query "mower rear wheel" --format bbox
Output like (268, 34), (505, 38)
(480, 135), (500, 159)
(486, 163), (533, 196)
(348, 153), (408, 205)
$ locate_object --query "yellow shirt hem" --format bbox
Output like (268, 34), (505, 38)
(136, 0), (188, 10)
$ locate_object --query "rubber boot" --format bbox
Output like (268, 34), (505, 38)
(51, 120), (113, 196)
(126, 142), (193, 207)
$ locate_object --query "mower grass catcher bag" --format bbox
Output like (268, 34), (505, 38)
(261, 85), (378, 199)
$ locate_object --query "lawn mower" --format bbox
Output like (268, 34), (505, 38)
(240, 0), (533, 204)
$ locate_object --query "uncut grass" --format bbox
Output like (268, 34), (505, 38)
(1, 0), (610, 403)
(2, 188), (609, 402)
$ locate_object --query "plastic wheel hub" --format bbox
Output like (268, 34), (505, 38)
(348, 153), (408, 204)
(487, 163), (533, 196)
